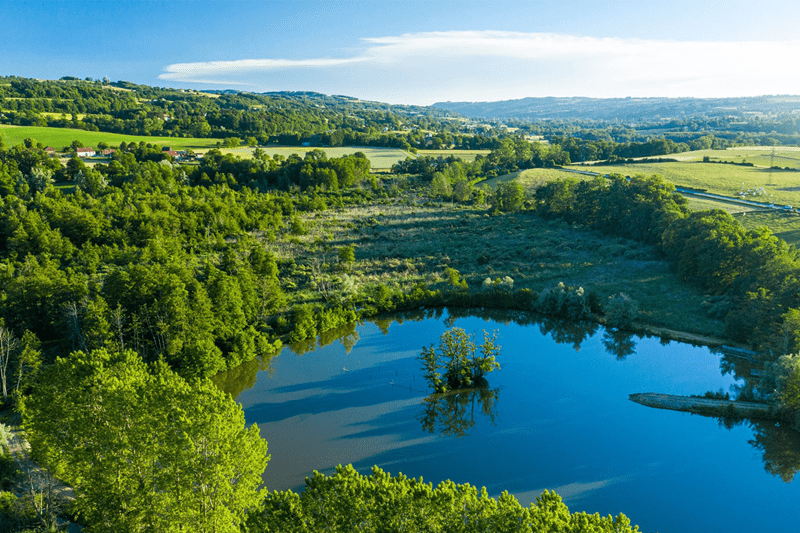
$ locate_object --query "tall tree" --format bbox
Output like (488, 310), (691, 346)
(21, 349), (269, 533)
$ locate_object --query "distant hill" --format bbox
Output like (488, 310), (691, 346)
(431, 96), (800, 121)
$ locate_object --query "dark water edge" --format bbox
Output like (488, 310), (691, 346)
(216, 309), (800, 533)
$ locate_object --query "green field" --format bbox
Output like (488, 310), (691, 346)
(683, 196), (756, 214)
(281, 202), (726, 338)
(218, 146), (414, 169)
(576, 151), (800, 207)
(416, 149), (491, 162)
(478, 168), (582, 190)
(678, 195), (800, 246)
(0, 125), (488, 169)
(0, 124), (222, 151)
(677, 146), (800, 168)
(566, 148), (800, 247)
(734, 210), (800, 247)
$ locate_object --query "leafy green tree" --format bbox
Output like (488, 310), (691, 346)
(26, 166), (53, 193)
(491, 181), (525, 213)
(21, 349), (269, 533)
(430, 172), (452, 200)
(604, 293), (639, 329)
(338, 244), (355, 264)
(419, 328), (501, 392)
(249, 464), (639, 532)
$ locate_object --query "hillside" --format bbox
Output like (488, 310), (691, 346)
(432, 95), (800, 121)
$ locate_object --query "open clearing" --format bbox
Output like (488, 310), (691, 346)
(0, 126), (485, 169)
(567, 148), (800, 244)
(478, 168), (582, 190)
(578, 160), (800, 205)
(218, 146), (413, 169)
(416, 148), (491, 162)
(278, 201), (725, 338)
(0, 125), (222, 150)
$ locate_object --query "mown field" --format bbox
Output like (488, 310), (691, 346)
(217, 146), (413, 169)
(577, 148), (800, 206)
(416, 148), (491, 162)
(561, 147), (800, 247)
(0, 124), (221, 151)
(277, 201), (725, 339)
(479, 168), (586, 190)
(0, 125), (490, 169)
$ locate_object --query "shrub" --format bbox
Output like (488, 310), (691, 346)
(535, 282), (591, 320)
(604, 293), (639, 329)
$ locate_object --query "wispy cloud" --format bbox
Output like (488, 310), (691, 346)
(159, 31), (800, 103)
(159, 57), (370, 82)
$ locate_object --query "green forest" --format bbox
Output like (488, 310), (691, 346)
(1, 78), (800, 532)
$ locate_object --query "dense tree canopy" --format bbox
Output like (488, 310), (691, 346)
(21, 348), (269, 533)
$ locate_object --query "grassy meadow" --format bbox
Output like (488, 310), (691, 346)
(416, 148), (491, 162)
(275, 200), (725, 340)
(479, 168), (586, 190)
(561, 147), (800, 246)
(217, 146), (414, 169)
(577, 148), (800, 206)
(0, 124), (221, 151)
(0, 125), (491, 169)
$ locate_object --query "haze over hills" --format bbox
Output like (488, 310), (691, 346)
(431, 96), (800, 121)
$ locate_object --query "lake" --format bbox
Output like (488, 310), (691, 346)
(219, 309), (800, 533)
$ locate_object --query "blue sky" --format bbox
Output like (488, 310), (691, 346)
(3, 0), (800, 104)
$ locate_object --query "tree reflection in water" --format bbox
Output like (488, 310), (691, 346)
(210, 353), (275, 398)
(418, 385), (500, 438)
(749, 420), (800, 482)
(602, 329), (637, 360)
(212, 310), (800, 481)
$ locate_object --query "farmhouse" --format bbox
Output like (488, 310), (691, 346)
(76, 147), (96, 158)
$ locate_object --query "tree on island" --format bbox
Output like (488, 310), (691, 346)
(418, 327), (501, 393)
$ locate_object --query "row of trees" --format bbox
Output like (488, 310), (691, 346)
(250, 464), (639, 532)
(531, 172), (800, 376)
(0, 77), (497, 150)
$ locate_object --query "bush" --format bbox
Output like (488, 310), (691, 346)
(604, 293), (639, 329)
(535, 282), (591, 320)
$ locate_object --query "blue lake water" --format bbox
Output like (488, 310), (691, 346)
(228, 310), (800, 533)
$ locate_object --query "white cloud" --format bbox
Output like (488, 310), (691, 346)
(159, 31), (800, 104)
(159, 57), (370, 82)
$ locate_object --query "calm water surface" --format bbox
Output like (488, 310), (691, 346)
(226, 310), (800, 533)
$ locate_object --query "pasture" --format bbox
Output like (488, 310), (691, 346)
(532, 147), (800, 248)
(416, 148), (491, 162)
(478, 168), (581, 190)
(218, 146), (413, 169)
(0, 125), (480, 169)
(579, 157), (800, 206)
(0, 125), (221, 151)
